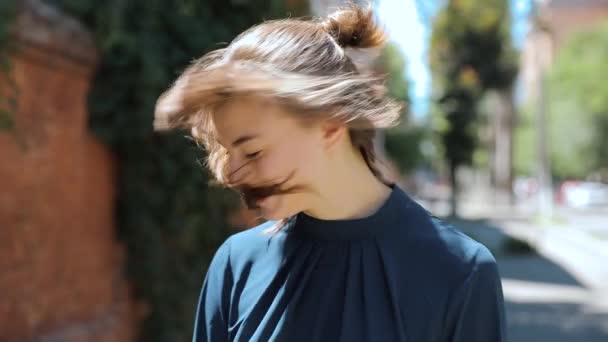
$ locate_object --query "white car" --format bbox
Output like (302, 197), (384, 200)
(561, 181), (608, 208)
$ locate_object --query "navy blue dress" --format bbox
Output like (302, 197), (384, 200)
(193, 185), (506, 341)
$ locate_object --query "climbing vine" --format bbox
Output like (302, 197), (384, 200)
(0, 0), (18, 131)
(44, 1), (308, 341)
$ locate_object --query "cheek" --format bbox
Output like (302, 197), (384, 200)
(292, 143), (325, 178)
(254, 143), (321, 182)
(252, 150), (293, 182)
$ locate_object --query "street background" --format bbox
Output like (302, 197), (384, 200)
(0, 0), (606, 341)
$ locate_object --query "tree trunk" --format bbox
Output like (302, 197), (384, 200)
(449, 160), (458, 217)
(493, 88), (516, 204)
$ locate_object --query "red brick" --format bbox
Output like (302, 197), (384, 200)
(0, 2), (138, 341)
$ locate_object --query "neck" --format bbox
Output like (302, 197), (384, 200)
(304, 144), (392, 220)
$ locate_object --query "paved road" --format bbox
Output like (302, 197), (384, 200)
(451, 218), (608, 342)
(559, 206), (608, 240)
(499, 255), (608, 342)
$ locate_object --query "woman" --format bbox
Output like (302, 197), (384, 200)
(154, 3), (506, 342)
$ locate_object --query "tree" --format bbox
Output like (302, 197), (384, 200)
(0, 0), (18, 131)
(45, 1), (308, 341)
(376, 42), (427, 176)
(430, 0), (517, 216)
(551, 21), (608, 179)
(378, 42), (409, 104)
(517, 20), (608, 181)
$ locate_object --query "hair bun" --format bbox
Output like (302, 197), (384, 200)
(321, 2), (387, 49)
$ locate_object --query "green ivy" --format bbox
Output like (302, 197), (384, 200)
(384, 126), (427, 174)
(0, 0), (18, 131)
(44, 1), (308, 341)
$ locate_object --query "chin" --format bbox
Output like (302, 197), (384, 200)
(259, 210), (288, 221)
(257, 195), (300, 221)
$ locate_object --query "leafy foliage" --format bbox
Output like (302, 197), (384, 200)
(44, 1), (307, 341)
(0, 0), (18, 131)
(516, 20), (608, 180)
(430, 0), (517, 214)
(384, 126), (427, 174)
(378, 42), (409, 104)
(431, 0), (517, 92)
(547, 21), (608, 179)
(376, 42), (426, 174)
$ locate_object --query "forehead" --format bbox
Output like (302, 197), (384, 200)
(211, 96), (303, 144)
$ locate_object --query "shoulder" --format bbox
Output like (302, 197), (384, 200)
(420, 215), (500, 286)
(432, 221), (500, 286)
(224, 220), (283, 253)
(389, 189), (499, 283)
(430, 216), (497, 268)
(422, 214), (497, 273)
(386, 202), (502, 309)
(210, 220), (289, 273)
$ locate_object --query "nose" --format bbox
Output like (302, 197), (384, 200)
(228, 158), (253, 185)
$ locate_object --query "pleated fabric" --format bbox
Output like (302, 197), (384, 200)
(193, 186), (506, 342)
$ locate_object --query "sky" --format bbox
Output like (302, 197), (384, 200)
(376, 0), (534, 119)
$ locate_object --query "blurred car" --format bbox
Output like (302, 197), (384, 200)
(558, 181), (608, 208)
(514, 176), (539, 200)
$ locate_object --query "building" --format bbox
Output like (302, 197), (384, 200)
(520, 0), (608, 102)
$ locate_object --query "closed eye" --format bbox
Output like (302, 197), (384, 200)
(245, 151), (261, 159)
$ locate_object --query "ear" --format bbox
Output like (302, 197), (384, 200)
(320, 120), (347, 151)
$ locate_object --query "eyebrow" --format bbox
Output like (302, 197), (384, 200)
(220, 134), (258, 148)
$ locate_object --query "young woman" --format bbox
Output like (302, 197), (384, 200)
(154, 4), (506, 342)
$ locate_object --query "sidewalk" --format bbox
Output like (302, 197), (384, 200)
(499, 255), (608, 342)
(441, 211), (608, 341)
(437, 194), (608, 290)
(495, 217), (608, 291)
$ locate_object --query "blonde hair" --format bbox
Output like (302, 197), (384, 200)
(154, 2), (402, 187)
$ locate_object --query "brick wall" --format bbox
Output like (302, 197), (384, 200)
(520, 1), (608, 104)
(0, 1), (138, 341)
(547, 6), (608, 50)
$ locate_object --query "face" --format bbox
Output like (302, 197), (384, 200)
(211, 96), (335, 220)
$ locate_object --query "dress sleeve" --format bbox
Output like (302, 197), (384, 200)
(192, 237), (233, 342)
(447, 246), (507, 342)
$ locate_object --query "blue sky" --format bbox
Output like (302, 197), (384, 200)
(376, 0), (533, 118)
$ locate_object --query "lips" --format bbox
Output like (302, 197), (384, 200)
(239, 185), (278, 209)
(234, 171), (301, 209)
(254, 195), (271, 207)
